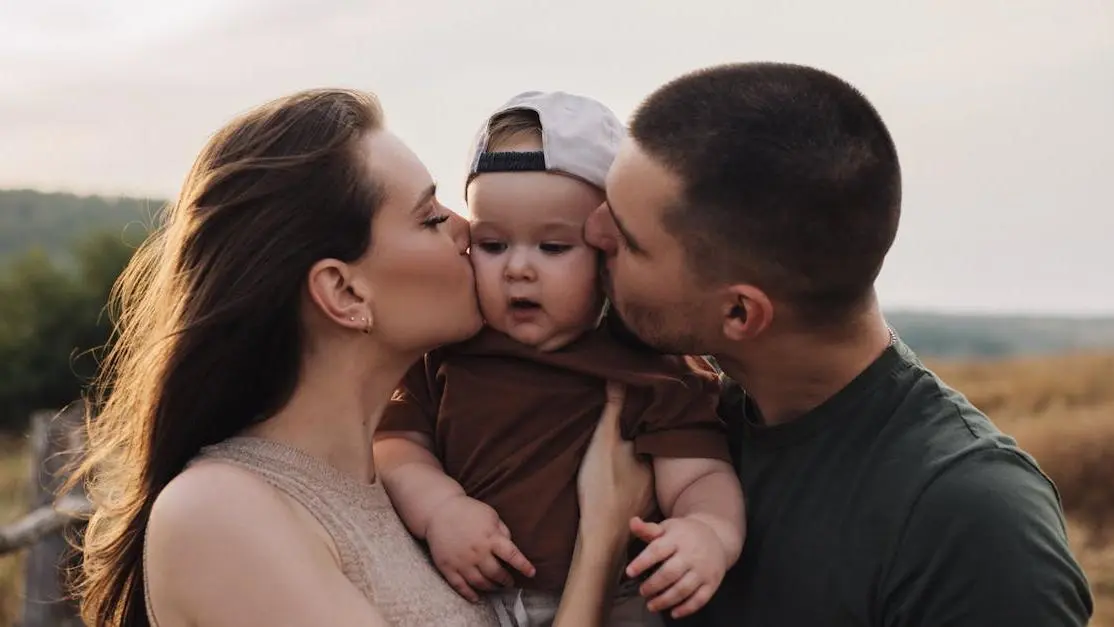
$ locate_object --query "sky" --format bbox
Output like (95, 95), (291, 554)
(1, 0), (1111, 316)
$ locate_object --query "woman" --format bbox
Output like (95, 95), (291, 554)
(69, 88), (650, 627)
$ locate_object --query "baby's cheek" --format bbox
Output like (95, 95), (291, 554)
(569, 250), (603, 293)
(552, 255), (606, 318)
(470, 260), (503, 309)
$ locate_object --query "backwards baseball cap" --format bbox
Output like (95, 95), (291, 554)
(465, 90), (625, 197)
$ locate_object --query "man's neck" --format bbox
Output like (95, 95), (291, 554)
(714, 309), (894, 427)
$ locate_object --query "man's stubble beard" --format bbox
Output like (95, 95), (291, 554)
(601, 263), (709, 356)
(607, 294), (708, 357)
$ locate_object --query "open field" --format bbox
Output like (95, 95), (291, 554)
(0, 437), (31, 624)
(0, 352), (1110, 625)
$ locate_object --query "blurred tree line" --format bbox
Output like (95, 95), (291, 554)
(0, 189), (154, 265)
(0, 231), (137, 432)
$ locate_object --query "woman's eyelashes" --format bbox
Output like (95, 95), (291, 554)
(422, 214), (450, 229)
(420, 200), (450, 229)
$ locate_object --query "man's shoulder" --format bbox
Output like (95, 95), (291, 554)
(873, 361), (1093, 622)
(866, 357), (1058, 509)
(899, 355), (1058, 515)
(921, 448), (1062, 533)
(892, 358), (1041, 472)
(878, 430), (1093, 624)
(718, 350), (1057, 510)
(904, 431), (1061, 531)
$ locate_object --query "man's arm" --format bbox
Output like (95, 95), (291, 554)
(880, 448), (1094, 626)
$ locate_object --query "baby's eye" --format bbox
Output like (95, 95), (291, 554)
(477, 241), (507, 254)
(540, 243), (573, 255)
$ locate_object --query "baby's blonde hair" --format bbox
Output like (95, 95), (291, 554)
(486, 109), (542, 151)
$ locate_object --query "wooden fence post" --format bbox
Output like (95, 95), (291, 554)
(20, 405), (86, 627)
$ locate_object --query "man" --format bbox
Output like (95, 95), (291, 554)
(584, 62), (1094, 626)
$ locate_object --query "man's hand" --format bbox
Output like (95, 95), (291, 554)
(626, 515), (729, 619)
(424, 494), (535, 603)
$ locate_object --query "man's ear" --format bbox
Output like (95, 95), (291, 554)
(307, 258), (373, 334)
(721, 284), (773, 342)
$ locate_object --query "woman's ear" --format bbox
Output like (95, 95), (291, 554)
(306, 258), (373, 333)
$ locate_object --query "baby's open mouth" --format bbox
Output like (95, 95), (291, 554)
(509, 298), (541, 310)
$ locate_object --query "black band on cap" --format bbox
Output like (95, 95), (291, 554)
(474, 151), (546, 173)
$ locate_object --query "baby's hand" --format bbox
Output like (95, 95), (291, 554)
(626, 515), (729, 619)
(425, 494), (535, 602)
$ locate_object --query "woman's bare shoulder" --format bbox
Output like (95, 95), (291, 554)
(148, 460), (311, 556)
(154, 459), (283, 515)
(144, 461), (378, 627)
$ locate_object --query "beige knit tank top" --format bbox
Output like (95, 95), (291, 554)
(144, 436), (499, 627)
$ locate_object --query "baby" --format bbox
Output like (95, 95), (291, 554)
(374, 92), (745, 626)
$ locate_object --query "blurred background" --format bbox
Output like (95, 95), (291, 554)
(0, 0), (1111, 625)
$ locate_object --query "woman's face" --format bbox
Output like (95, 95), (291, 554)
(356, 129), (482, 353)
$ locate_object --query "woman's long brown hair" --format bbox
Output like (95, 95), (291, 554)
(65, 88), (386, 627)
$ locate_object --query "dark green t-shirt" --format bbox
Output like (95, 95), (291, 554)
(671, 340), (1093, 626)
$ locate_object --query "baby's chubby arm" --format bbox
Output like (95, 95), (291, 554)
(373, 432), (535, 601)
(373, 432), (465, 538)
(625, 456), (745, 619)
(655, 456), (745, 559)
(374, 355), (469, 541)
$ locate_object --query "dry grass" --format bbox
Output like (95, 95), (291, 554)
(0, 352), (1108, 625)
(0, 437), (30, 625)
(928, 353), (1114, 422)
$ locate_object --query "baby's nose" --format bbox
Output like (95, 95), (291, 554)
(504, 248), (535, 280)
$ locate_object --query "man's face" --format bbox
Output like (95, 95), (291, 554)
(584, 139), (722, 355)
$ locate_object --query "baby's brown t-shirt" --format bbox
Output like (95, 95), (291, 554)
(378, 321), (729, 592)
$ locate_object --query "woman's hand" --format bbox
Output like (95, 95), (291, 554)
(576, 381), (654, 546)
(553, 382), (654, 627)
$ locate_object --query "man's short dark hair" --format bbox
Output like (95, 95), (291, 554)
(630, 62), (901, 325)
